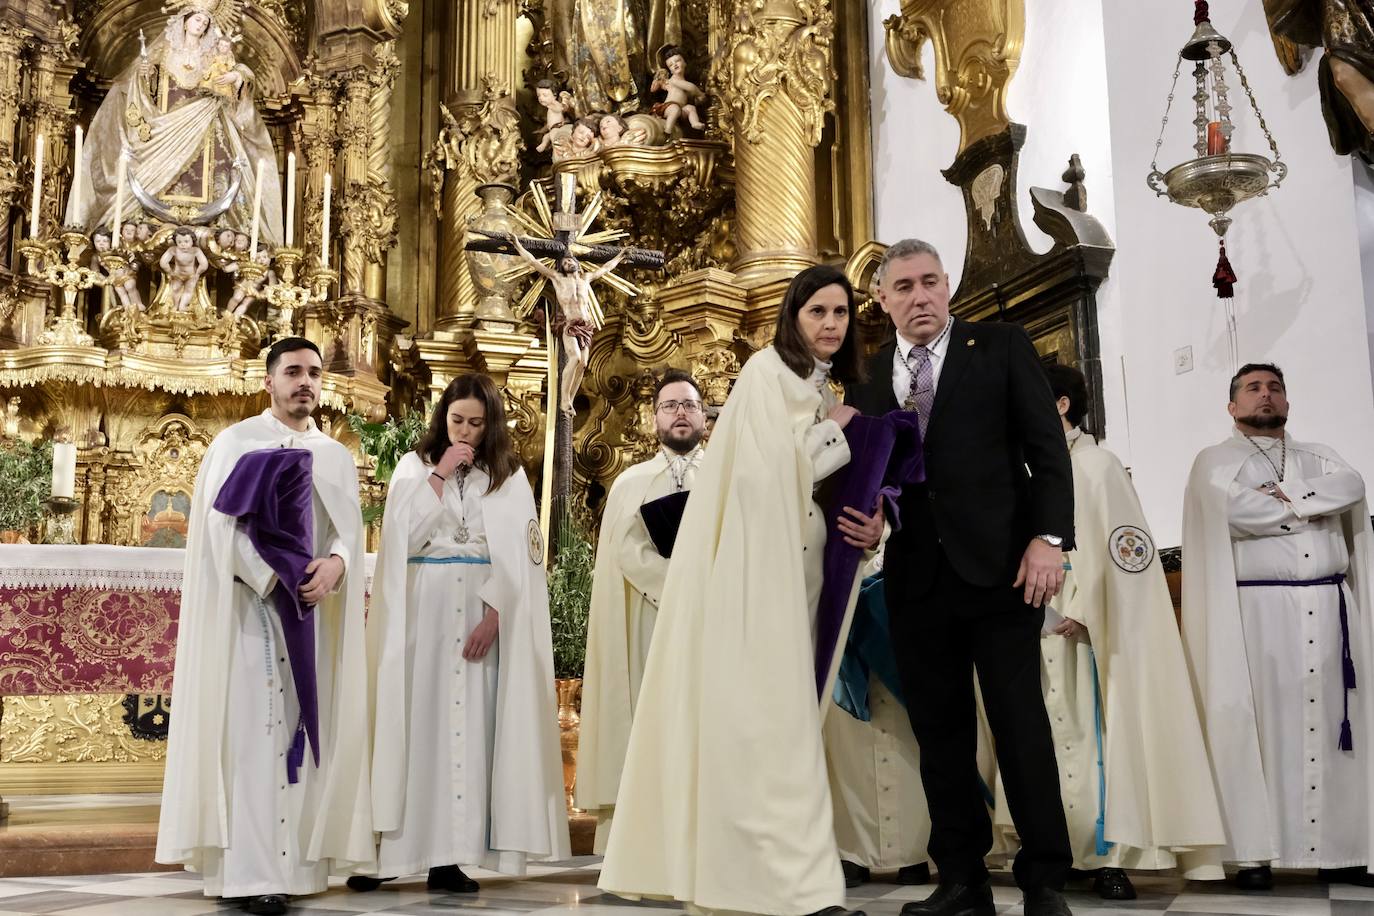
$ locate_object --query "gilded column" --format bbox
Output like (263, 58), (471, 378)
(337, 70), (374, 296)
(0, 23), (30, 264)
(363, 41), (401, 301)
(434, 0), (520, 329)
(716, 0), (835, 287)
(28, 36), (80, 236)
(299, 69), (338, 275)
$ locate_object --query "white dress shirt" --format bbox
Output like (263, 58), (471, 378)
(891, 317), (954, 407)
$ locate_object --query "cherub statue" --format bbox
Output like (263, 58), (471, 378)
(553, 117), (601, 162)
(136, 222), (155, 244)
(651, 46), (706, 135)
(208, 226), (240, 268)
(159, 226), (209, 313)
(4, 396), (20, 439)
(596, 113), (648, 148)
(118, 221), (140, 253)
(224, 248), (276, 317)
(534, 79), (577, 154)
(92, 227), (145, 311)
(505, 233), (627, 417)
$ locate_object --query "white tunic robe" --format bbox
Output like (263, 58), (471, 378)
(994, 430), (1225, 877)
(1183, 430), (1374, 871)
(599, 347), (858, 916)
(374, 466), (514, 876)
(368, 452), (569, 877)
(157, 411), (374, 898)
(578, 448), (701, 852)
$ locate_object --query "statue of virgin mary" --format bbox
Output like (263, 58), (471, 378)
(66, 0), (284, 246)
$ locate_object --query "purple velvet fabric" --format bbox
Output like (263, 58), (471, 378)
(814, 410), (925, 699)
(213, 447), (320, 781)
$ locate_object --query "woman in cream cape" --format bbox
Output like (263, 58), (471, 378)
(599, 265), (881, 916)
(359, 374), (568, 893)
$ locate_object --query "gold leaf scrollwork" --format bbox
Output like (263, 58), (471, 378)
(424, 76), (523, 214)
(714, 0), (836, 145)
(882, 0), (1024, 153)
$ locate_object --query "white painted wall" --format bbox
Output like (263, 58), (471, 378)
(869, 0), (1374, 546)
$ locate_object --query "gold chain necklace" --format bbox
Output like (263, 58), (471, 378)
(1243, 433), (1286, 482)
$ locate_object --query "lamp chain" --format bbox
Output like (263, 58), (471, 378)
(1150, 54), (1185, 173)
(1228, 49), (1282, 166)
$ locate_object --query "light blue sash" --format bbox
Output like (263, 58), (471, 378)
(1090, 645), (1113, 856)
(407, 555), (491, 565)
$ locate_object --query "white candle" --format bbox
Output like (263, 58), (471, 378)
(70, 126), (84, 225)
(112, 153), (128, 244)
(249, 157), (265, 257)
(320, 172), (332, 268)
(28, 133), (44, 236)
(285, 152), (296, 247)
(51, 442), (76, 500)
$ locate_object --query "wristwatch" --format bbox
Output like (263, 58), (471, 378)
(1036, 533), (1064, 548)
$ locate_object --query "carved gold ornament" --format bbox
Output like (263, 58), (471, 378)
(883, 0), (1024, 153)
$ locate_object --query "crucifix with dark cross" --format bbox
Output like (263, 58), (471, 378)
(464, 174), (664, 558)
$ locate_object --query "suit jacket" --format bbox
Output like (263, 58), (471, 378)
(845, 318), (1074, 591)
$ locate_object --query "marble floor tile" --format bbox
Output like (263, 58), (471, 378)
(1165, 895), (1332, 916)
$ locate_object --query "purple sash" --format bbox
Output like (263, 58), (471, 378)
(1237, 573), (1357, 751)
(814, 411), (925, 699)
(213, 447), (320, 781)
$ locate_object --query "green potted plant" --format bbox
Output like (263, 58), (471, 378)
(547, 516), (594, 809)
(347, 410), (428, 524)
(0, 439), (53, 543)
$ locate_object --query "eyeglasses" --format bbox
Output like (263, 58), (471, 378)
(656, 399), (703, 415)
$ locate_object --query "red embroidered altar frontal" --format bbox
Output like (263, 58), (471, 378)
(0, 545), (184, 696)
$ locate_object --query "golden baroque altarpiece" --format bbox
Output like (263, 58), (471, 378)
(0, 0), (1111, 795)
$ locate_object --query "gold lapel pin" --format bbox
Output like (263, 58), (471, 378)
(966, 338), (975, 347)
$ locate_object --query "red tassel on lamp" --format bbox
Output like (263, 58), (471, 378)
(1212, 241), (1237, 298)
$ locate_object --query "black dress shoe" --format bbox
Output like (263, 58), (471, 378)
(806, 908), (866, 916)
(842, 860), (871, 888)
(900, 881), (995, 916)
(428, 864), (480, 893)
(1022, 887), (1071, 916)
(346, 875), (396, 892)
(896, 863), (932, 885)
(1318, 867), (1374, 888)
(1233, 866), (1273, 891)
(245, 895), (288, 916)
(1093, 868), (1136, 901)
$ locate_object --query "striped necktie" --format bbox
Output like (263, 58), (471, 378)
(904, 345), (934, 437)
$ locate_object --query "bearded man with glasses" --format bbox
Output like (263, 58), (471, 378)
(577, 368), (707, 852)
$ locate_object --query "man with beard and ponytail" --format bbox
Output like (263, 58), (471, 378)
(577, 368), (707, 851)
(157, 338), (373, 916)
(1183, 363), (1374, 891)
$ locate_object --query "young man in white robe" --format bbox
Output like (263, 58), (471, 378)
(359, 373), (568, 892)
(1183, 362), (1374, 890)
(577, 368), (706, 852)
(156, 337), (374, 916)
(990, 364), (1225, 900)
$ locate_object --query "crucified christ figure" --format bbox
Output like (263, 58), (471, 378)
(506, 233), (627, 417)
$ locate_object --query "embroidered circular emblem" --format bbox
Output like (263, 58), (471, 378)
(1108, 525), (1154, 573)
(526, 519), (544, 565)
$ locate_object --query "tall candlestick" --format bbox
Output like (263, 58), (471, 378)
(51, 442), (76, 500)
(321, 172), (332, 268)
(285, 152), (296, 247)
(112, 153), (128, 244)
(70, 126), (84, 225)
(28, 133), (44, 236)
(249, 157), (265, 257)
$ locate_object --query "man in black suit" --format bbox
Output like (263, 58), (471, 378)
(846, 239), (1074, 916)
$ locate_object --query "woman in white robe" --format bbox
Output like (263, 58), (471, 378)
(355, 373), (569, 894)
(598, 264), (884, 916)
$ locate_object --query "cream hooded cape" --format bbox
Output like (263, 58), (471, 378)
(598, 346), (860, 915)
(576, 451), (675, 843)
(156, 412), (373, 872)
(994, 433), (1225, 877)
(1182, 433), (1374, 871)
(369, 451), (569, 861)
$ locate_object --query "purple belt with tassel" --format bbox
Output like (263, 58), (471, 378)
(1237, 573), (1357, 751)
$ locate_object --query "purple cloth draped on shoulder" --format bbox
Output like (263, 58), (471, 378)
(814, 410), (925, 699)
(212, 447), (320, 783)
